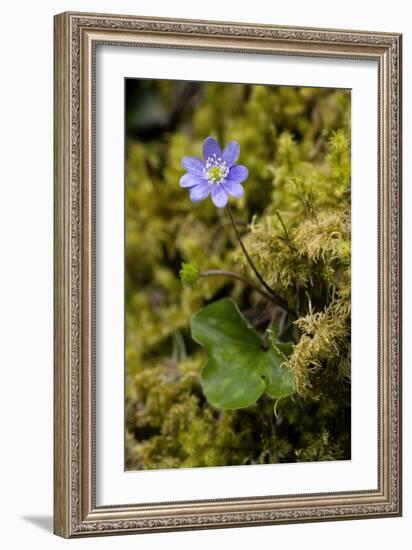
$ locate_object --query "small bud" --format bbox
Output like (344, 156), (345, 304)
(179, 262), (200, 286)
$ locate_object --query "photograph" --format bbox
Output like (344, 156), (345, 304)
(53, 11), (401, 537)
(124, 78), (352, 470)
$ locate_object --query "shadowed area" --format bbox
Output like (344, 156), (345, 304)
(21, 515), (53, 533)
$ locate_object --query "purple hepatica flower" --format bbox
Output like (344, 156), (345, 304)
(180, 136), (249, 208)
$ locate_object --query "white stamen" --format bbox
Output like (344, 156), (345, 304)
(203, 155), (229, 184)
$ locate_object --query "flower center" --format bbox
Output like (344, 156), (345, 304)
(204, 154), (229, 184)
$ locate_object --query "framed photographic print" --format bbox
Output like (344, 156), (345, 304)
(53, 11), (402, 538)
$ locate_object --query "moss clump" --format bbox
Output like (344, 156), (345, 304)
(236, 130), (351, 396)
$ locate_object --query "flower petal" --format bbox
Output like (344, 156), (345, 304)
(226, 164), (249, 184)
(223, 180), (244, 198)
(189, 182), (211, 203)
(182, 156), (205, 176)
(180, 173), (202, 188)
(203, 137), (221, 160)
(222, 141), (240, 167)
(211, 184), (229, 208)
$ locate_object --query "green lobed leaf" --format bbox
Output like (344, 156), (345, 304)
(191, 298), (295, 409)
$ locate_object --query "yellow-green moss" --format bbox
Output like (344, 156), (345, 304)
(125, 81), (351, 469)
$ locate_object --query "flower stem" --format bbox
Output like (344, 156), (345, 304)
(200, 270), (274, 302)
(225, 204), (291, 312)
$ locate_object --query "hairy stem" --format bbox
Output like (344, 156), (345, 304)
(225, 203), (291, 313)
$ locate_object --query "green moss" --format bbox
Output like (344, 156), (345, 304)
(125, 81), (351, 469)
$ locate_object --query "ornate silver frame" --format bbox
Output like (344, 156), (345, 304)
(53, 11), (402, 538)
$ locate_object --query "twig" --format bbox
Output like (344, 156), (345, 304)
(275, 210), (298, 252)
(274, 209), (290, 240)
(278, 309), (289, 340)
(277, 235), (298, 252)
